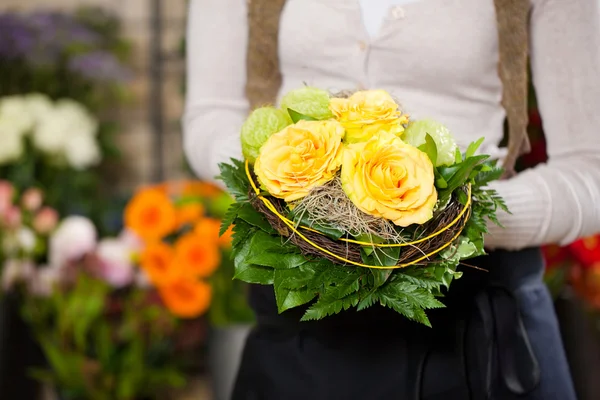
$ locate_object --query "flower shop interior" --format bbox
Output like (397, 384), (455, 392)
(1, 1), (599, 400)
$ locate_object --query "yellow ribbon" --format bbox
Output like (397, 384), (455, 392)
(244, 160), (470, 269)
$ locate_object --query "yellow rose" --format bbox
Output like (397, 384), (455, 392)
(329, 90), (409, 143)
(341, 131), (437, 227)
(255, 120), (345, 202)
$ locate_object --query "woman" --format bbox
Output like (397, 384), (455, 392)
(184, 0), (600, 399)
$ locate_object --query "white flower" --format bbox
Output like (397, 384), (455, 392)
(63, 131), (102, 169)
(17, 227), (37, 253)
(49, 216), (97, 268)
(2, 259), (35, 291)
(0, 95), (34, 134)
(0, 119), (24, 165)
(25, 93), (54, 122)
(32, 99), (99, 157)
(95, 238), (135, 288)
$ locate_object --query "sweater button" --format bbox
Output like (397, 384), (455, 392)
(358, 40), (368, 51)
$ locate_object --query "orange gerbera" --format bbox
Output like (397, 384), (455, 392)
(125, 189), (177, 240)
(176, 202), (205, 228)
(194, 218), (220, 241)
(159, 278), (212, 318)
(194, 218), (232, 247)
(139, 242), (177, 285)
(174, 232), (221, 278)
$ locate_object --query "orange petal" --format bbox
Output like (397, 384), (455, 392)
(159, 279), (212, 318)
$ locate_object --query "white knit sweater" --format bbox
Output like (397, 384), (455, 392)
(183, 0), (600, 250)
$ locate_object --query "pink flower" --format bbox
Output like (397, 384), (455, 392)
(33, 207), (59, 234)
(3, 206), (21, 229)
(94, 238), (135, 288)
(21, 188), (43, 211)
(28, 265), (63, 297)
(2, 259), (35, 291)
(0, 180), (14, 216)
(49, 216), (97, 268)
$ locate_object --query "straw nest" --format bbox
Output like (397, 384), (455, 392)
(248, 179), (471, 268)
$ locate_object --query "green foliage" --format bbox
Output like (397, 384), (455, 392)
(20, 275), (188, 400)
(218, 132), (507, 326)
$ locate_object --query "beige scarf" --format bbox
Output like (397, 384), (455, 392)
(246, 0), (531, 175)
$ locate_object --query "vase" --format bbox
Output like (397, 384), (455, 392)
(208, 324), (252, 400)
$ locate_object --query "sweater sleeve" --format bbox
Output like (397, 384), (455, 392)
(183, 0), (249, 184)
(486, 0), (600, 250)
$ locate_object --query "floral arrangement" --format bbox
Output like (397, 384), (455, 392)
(123, 181), (255, 326)
(0, 8), (132, 235)
(219, 87), (507, 326)
(0, 93), (101, 171)
(0, 180), (244, 399)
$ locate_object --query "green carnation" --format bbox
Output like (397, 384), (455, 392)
(403, 119), (458, 166)
(241, 107), (291, 163)
(280, 87), (334, 120)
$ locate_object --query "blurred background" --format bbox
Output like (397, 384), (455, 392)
(0, 1), (599, 400)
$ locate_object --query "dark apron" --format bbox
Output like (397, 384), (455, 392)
(232, 248), (577, 400)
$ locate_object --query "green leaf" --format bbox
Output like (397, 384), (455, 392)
(455, 147), (463, 164)
(217, 159), (250, 201)
(321, 270), (362, 300)
(236, 202), (277, 233)
(379, 282), (446, 327)
(418, 133), (438, 166)
(291, 210), (345, 240)
(274, 270), (317, 312)
(247, 251), (308, 269)
(395, 268), (443, 290)
(475, 166), (504, 186)
(287, 108), (318, 123)
(233, 232), (275, 284)
(466, 137), (485, 159)
(357, 291), (379, 311)
(360, 245), (401, 267)
(301, 292), (361, 321)
(220, 202), (243, 236)
(370, 268), (393, 288)
(276, 264), (319, 289)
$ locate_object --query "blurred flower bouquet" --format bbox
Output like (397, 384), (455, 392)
(220, 87), (507, 326)
(0, 8), (130, 108)
(0, 93), (101, 174)
(124, 181), (255, 326)
(0, 8), (132, 234)
(0, 179), (250, 399)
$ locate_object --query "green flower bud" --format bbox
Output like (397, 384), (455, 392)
(403, 119), (458, 166)
(280, 87), (334, 120)
(241, 107), (291, 163)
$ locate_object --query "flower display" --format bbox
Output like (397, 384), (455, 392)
(0, 180), (244, 399)
(219, 87), (507, 326)
(0, 94), (101, 169)
(124, 181), (240, 320)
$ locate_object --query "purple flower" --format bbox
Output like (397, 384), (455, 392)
(68, 51), (131, 83)
(0, 13), (36, 59)
(0, 11), (101, 66)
